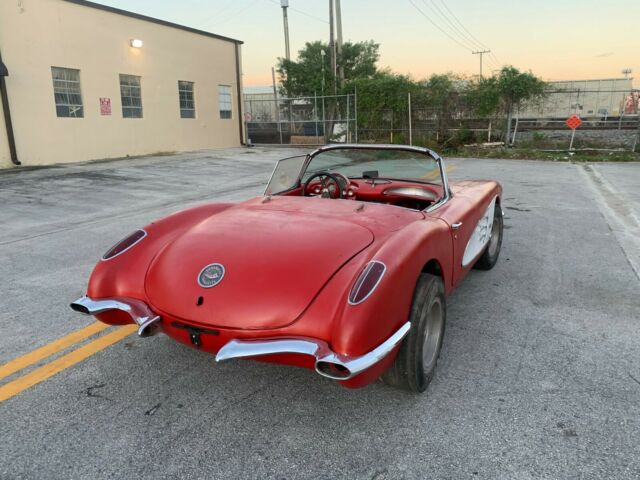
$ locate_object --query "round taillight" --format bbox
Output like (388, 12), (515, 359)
(348, 261), (387, 305)
(102, 229), (147, 260)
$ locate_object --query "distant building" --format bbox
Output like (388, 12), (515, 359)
(0, 0), (244, 167)
(520, 78), (636, 118)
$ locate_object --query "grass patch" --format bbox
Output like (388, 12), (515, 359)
(453, 146), (640, 162)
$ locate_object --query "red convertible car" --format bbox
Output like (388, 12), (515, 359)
(71, 145), (503, 392)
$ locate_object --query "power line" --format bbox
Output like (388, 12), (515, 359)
(407, 0), (474, 51)
(266, 0), (328, 24)
(417, 0), (476, 51)
(197, 0), (260, 28)
(426, 0), (483, 51)
(437, 0), (502, 66)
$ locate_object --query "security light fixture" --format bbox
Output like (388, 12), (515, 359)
(130, 39), (143, 48)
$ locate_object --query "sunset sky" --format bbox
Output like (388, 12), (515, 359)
(96, 0), (639, 87)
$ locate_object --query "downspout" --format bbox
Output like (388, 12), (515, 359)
(234, 42), (245, 146)
(0, 51), (20, 165)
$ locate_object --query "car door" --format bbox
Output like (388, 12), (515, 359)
(429, 195), (480, 288)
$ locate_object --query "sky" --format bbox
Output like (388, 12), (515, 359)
(95, 0), (639, 87)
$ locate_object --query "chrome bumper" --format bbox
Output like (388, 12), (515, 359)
(216, 321), (411, 381)
(70, 296), (161, 337)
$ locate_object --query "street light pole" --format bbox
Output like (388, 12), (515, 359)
(281, 0), (290, 60)
(335, 0), (344, 85)
(320, 49), (326, 96)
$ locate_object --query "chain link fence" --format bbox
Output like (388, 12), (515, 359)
(245, 89), (640, 151)
(244, 93), (356, 145)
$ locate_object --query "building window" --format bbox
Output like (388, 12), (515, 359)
(218, 85), (232, 119)
(51, 67), (84, 118)
(178, 81), (195, 118)
(119, 74), (143, 118)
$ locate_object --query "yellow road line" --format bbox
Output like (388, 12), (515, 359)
(0, 325), (137, 403)
(0, 322), (110, 381)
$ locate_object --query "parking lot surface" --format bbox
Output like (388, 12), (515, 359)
(1, 148), (639, 479)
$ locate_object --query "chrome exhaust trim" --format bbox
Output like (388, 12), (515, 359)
(215, 321), (411, 380)
(70, 296), (161, 337)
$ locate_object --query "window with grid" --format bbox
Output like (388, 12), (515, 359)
(51, 67), (84, 118)
(119, 74), (143, 118)
(218, 85), (232, 119)
(178, 81), (195, 118)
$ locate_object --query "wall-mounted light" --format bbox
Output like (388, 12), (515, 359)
(129, 39), (143, 48)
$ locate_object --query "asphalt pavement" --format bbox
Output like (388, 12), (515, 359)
(0, 148), (639, 480)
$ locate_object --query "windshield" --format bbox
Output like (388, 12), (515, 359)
(302, 148), (442, 185)
(264, 155), (307, 195)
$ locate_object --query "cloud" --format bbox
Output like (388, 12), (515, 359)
(595, 52), (614, 58)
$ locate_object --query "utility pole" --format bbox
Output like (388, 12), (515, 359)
(329, 0), (337, 95)
(472, 50), (491, 79)
(622, 68), (632, 79)
(281, 0), (290, 60)
(335, 0), (344, 85)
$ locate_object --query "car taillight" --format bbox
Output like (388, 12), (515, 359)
(102, 229), (147, 260)
(348, 261), (387, 305)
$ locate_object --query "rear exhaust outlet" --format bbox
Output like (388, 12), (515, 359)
(69, 296), (161, 337)
(315, 361), (351, 380)
(69, 302), (90, 315)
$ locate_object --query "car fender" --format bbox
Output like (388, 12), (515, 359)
(326, 217), (452, 387)
(86, 203), (234, 324)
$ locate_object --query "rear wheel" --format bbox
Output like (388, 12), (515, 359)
(474, 202), (503, 271)
(382, 273), (446, 393)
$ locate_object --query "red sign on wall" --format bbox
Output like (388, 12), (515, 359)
(100, 97), (112, 116)
(565, 114), (582, 130)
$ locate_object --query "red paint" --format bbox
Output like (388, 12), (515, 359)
(84, 170), (501, 389)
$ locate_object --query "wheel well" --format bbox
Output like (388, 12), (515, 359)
(422, 259), (443, 279)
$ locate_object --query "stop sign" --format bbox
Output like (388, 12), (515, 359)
(565, 114), (582, 130)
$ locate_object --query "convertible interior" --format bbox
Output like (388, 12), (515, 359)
(268, 147), (446, 211)
(280, 172), (443, 211)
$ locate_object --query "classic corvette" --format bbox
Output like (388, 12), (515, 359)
(71, 144), (503, 392)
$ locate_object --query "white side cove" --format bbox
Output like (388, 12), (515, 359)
(462, 196), (497, 267)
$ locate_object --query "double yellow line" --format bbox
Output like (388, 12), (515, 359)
(0, 322), (137, 403)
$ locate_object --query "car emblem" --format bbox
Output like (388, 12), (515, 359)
(198, 263), (225, 288)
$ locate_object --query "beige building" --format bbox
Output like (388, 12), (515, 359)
(0, 0), (244, 168)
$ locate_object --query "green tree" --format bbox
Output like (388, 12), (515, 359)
(277, 40), (379, 97)
(469, 66), (547, 143)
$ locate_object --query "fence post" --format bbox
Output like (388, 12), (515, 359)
(354, 86), (358, 143)
(408, 92), (412, 145)
(487, 120), (491, 142)
(346, 94), (350, 143)
(314, 91), (319, 139)
(511, 114), (519, 146)
(505, 103), (513, 147)
(390, 110), (394, 143)
(322, 95), (326, 143)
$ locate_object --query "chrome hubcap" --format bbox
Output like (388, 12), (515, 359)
(422, 299), (443, 371)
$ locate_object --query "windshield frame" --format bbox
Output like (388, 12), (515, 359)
(264, 144), (452, 212)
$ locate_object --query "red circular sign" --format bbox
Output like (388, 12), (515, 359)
(565, 114), (582, 130)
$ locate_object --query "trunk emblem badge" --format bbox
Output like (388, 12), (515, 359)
(198, 263), (225, 288)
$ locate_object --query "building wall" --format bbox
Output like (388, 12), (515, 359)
(521, 78), (634, 118)
(0, 0), (243, 166)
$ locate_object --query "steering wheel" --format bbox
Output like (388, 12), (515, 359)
(303, 172), (347, 199)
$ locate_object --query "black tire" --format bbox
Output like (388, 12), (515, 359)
(382, 273), (446, 393)
(474, 201), (503, 271)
